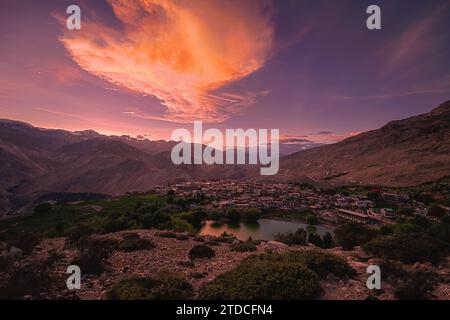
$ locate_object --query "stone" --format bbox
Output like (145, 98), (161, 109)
(266, 240), (288, 247)
(8, 246), (23, 257)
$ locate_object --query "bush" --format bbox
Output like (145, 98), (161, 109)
(119, 237), (155, 252)
(0, 261), (52, 299)
(209, 211), (224, 221)
(428, 206), (445, 219)
(394, 270), (437, 300)
(33, 203), (53, 215)
(306, 214), (318, 226)
(274, 228), (307, 245)
(66, 225), (95, 249)
(72, 238), (117, 275)
(362, 233), (448, 265)
(205, 239), (220, 246)
(322, 232), (333, 249)
(242, 209), (262, 223)
(107, 272), (193, 300)
(308, 234), (323, 248)
(169, 217), (195, 233)
(8, 232), (40, 254)
(176, 234), (189, 241)
(190, 272), (205, 279)
(230, 242), (257, 252)
(198, 257), (322, 300)
(189, 244), (215, 260)
(179, 209), (207, 228)
(334, 222), (378, 250)
(226, 208), (241, 223)
(199, 250), (354, 299)
(266, 250), (355, 279)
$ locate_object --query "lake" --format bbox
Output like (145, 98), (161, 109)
(198, 219), (334, 241)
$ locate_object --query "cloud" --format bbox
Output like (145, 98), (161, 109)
(317, 131), (334, 135)
(377, 4), (449, 78)
(59, 0), (274, 123)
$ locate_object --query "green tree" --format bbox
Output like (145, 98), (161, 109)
(308, 233), (323, 248)
(243, 208), (262, 223)
(226, 208), (241, 223)
(322, 232), (333, 248)
(306, 214), (318, 226)
(334, 222), (378, 250)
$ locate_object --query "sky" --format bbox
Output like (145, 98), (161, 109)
(0, 0), (449, 144)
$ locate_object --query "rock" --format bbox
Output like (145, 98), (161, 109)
(266, 241), (288, 247)
(8, 246), (23, 257)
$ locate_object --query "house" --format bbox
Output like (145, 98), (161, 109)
(380, 208), (395, 219)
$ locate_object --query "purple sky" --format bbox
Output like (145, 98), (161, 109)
(0, 0), (449, 143)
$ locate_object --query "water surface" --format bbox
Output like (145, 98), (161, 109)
(199, 219), (334, 241)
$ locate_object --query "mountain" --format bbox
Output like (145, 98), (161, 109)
(0, 120), (247, 215)
(276, 100), (450, 186)
(1, 100), (449, 215)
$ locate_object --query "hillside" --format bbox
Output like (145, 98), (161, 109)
(277, 101), (450, 186)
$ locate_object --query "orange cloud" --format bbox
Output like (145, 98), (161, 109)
(59, 0), (273, 122)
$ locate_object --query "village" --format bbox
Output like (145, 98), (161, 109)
(153, 180), (450, 226)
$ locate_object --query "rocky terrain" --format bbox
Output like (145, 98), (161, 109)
(1, 229), (448, 300)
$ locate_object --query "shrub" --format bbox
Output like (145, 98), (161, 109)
(66, 225), (95, 249)
(242, 209), (262, 223)
(0, 261), (52, 299)
(198, 258), (321, 300)
(428, 206), (445, 219)
(190, 272), (205, 279)
(33, 203), (53, 215)
(0, 256), (13, 273)
(107, 272), (193, 300)
(394, 270), (437, 300)
(306, 214), (318, 226)
(158, 231), (177, 238)
(8, 232), (40, 254)
(226, 208), (241, 223)
(176, 234), (189, 241)
(230, 242), (257, 252)
(205, 239), (220, 246)
(169, 217), (195, 234)
(322, 232), (333, 249)
(209, 211), (224, 221)
(122, 232), (140, 240)
(199, 250), (354, 299)
(189, 244), (215, 260)
(72, 238), (117, 275)
(268, 250), (355, 279)
(179, 209), (207, 228)
(308, 233), (323, 248)
(362, 233), (448, 265)
(119, 237), (155, 252)
(274, 228), (307, 245)
(334, 222), (378, 250)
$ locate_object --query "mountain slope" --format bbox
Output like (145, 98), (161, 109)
(277, 101), (450, 186)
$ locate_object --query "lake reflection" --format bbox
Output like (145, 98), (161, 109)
(199, 219), (334, 241)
